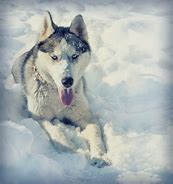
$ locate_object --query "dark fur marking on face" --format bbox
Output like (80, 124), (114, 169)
(65, 33), (90, 53)
(38, 27), (90, 54)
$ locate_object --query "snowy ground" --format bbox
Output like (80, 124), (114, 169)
(0, 0), (173, 183)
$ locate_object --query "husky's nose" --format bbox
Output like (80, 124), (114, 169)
(61, 77), (74, 88)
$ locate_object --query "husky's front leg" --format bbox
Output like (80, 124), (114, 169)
(40, 120), (77, 152)
(82, 122), (110, 168)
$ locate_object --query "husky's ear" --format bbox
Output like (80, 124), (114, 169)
(69, 15), (88, 41)
(39, 11), (56, 41)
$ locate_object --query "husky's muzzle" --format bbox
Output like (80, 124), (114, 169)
(59, 77), (74, 106)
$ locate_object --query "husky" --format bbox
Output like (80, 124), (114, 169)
(12, 11), (110, 168)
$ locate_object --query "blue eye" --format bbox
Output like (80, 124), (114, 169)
(51, 55), (58, 60)
(72, 54), (79, 60)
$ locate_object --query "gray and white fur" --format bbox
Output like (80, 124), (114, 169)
(12, 11), (110, 168)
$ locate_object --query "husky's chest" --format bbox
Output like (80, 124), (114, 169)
(27, 80), (89, 125)
(27, 82), (60, 119)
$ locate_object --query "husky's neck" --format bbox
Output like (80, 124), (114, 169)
(32, 64), (50, 86)
(32, 64), (85, 94)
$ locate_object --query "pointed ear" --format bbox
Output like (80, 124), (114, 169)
(39, 11), (56, 41)
(69, 15), (88, 41)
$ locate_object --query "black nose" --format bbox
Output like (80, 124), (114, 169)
(61, 77), (74, 88)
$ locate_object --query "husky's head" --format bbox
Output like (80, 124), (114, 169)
(35, 11), (90, 107)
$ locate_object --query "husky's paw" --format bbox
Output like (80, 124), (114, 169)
(90, 157), (111, 168)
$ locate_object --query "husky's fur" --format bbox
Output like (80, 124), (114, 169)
(12, 11), (109, 167)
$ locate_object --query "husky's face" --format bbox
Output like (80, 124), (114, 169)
(35, 11), (90, 106)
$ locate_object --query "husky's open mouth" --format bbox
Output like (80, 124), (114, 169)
(59, 88), (73, 106)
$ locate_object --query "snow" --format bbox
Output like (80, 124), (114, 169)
(0, 0), (173, 183)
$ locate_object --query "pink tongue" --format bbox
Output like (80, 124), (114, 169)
(60, 88), (73, 106)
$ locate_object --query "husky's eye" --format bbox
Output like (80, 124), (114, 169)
(82, 47), (86, 53)
(51, 55), (58, 61)
(72, 54), (79, 60)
